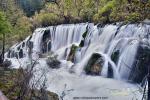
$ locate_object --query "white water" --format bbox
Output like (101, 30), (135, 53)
(5, 23), (150, 100)
(8, 58), (142, 100)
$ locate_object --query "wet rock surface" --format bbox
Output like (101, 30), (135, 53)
(107, 63), (114, 78)
(85, 53), (104, 75)
(111, 50), (120, 64)
(0, 60), (11, 68)
(67, 44), (78, 62)
(42, 30), (51, 53)
(46, 55), (61, 69)
(129, 43), (150, 83)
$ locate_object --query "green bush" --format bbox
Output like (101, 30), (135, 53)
(14, 16), (33, 41)
(125, 12), (141, 22)
(33, 12), (64, 27)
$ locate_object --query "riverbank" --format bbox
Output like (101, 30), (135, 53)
(0, 66), (59, 100)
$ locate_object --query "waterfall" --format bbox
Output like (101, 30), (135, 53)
(6, 23), (150, 83)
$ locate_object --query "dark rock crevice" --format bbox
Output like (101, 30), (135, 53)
(41, 29), (51, 53)
(129, 43), (150, 83)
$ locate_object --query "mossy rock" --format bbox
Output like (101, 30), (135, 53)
(79, 40), (84, 47)
(67, 44), (78, 62)
(82, 31), (88, 39)
(85, 53), (104, 75)
(79, 30), (88, 47)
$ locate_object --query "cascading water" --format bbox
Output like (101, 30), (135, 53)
(5, 23), (150, 100)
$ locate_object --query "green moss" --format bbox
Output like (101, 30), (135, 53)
(79, 30), (88, 47)
(84, 53), (104, 75)
(71, 44), (78, 53)
(82, 31), (88, 39)
(67, 44), (78, 62)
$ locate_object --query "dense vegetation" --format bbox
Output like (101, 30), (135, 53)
(32, 0), (150, 26)
(0, 0), (149, 50)
(0, 63), (59, 100)
(17, 0), (45, 16)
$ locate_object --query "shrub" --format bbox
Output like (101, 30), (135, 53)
(14, 16), (33, 41)
(125, 12), (141, 22)
(33, 12), (64, 27)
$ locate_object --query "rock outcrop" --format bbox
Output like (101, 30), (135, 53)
(46, 55), (61, 69)
(85, 53), (104, 75)
(129, 43), (150, 83)
(67, 44), (78, 62)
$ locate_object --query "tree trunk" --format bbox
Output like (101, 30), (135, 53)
(2, 33), (5, 62)
(95, 0), (99, 13)
(0, 33), (5, 64)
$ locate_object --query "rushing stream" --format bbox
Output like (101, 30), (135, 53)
(5, 23), (150, 100)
